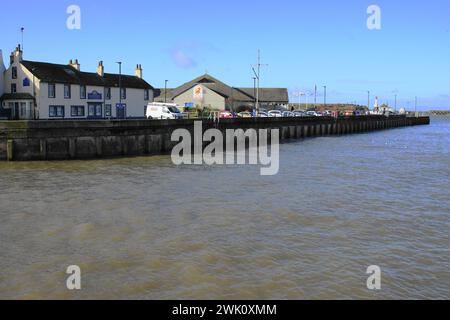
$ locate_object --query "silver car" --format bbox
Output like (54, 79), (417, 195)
(268, 110), (283, 118)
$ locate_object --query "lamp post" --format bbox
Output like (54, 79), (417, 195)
(323, 86), (327, 106)
(415, 96), (418, 113)
(253, 77), (257, 110)
(314, 85), (317, 108)
(116, 61), (122, 105)
(367, 91), (370, 110)
(164, 80), (168, 103)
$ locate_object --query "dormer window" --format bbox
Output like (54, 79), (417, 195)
(48, 83), (56, 98)
(105, 87), (111, 100)
(80, 85), (86, 99)
(64, 84), (71, 99)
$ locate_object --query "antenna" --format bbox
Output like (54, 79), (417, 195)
(251, 49), (268, 113)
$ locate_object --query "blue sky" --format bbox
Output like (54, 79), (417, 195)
(1, 0), (449, 109)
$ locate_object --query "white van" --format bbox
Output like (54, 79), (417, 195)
(146, 103), (183, 120)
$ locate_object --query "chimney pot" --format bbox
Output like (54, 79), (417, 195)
(97, 60), (105, 77)
(135, 64), (143, 79)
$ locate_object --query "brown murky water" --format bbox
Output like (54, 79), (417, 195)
(0, 118), (449, 299)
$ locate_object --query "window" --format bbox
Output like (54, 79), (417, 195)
(120, 88), (126, 100)
(105, 104), (112, 117)
(71, 105), (85, 117)
(12, 67), (18, 79)
(105, 87), (111, 100)
(80, 85), (86, 99)
(49, 106), (65, 118)
(144, 89), (149, 101)
(11, 84), (17, 94)
(88, 104), (102, 118)
(20, 102), (27, 118)
(48, 83), (56, 98)
(64, 84), (71, 99)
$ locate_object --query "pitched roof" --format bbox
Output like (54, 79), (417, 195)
(0, 93), (35, 101)
(168, 74), (254, 101)
(237, 88), (289, 103)
(153, 88), (175, 102)
(20, 60), (153, 90)
(154, 74), (288, 103)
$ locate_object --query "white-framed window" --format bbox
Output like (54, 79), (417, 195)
(64, 84), (71, 99)
(120, 88), (126, 100)
(88, 104), (102, 118)
(80, 85), (86, 99)
(144, 89), (149, 101)
(11, 84), (17, 93)
(105, 104), (112, 117)
(20, 102), (27, 117)
(105, 87), (111, 100)
(48, 83), (56, 98)
(12, 67), (18, 79)
(49, 105), (65, 118)
(71, 105), (85, 117)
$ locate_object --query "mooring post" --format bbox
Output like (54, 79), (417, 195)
(7, 140), (14, 161)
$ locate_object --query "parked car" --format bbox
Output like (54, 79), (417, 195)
(220, 111), (234, 119)
(293, 110), (306, 117)
(282, 111), (295, 117)
(344, 111), (355, 117)
(146, 103), (182, 120)
(257, 111), (269, 118)
(237, 111), (252, 118)
(268, 110), (283, 118)
(306, 111), (320, 117)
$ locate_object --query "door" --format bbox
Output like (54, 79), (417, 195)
(13, 103), (20, 120)
(116, 104), (127, 119)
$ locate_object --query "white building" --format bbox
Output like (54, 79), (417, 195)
(0, 49), (5, 99)
(153, 74), (289, 112)
(0, 45), (154, 120)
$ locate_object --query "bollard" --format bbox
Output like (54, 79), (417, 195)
(7, 140), (14, 161)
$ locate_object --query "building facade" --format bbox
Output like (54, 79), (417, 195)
(154, 74), (289, 112)
(0, 46), (154, 120)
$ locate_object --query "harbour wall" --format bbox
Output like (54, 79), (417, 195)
(0, 115), (430, 161)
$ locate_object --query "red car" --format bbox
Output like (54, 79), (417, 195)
(220, 111), (234, 119)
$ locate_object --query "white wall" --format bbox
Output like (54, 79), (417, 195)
(0, 49), (6, 97)
(37, 83), (152, 119)
(174, 84), (225, 111)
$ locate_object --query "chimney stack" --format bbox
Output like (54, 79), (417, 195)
(97, 61), (104, 77)
(135, 64), (143, 79)
(10, 44), (23, 65)
(70, 59), (80, 71)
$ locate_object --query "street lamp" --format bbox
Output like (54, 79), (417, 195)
(367, 91), (370, 110)
(323, 86), (327, 106)
(164, 80), (168, 103)
(116, 61), (122, 106)
(253, 77), (257, 110)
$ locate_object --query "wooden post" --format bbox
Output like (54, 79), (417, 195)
(7, 140), (13, 161)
